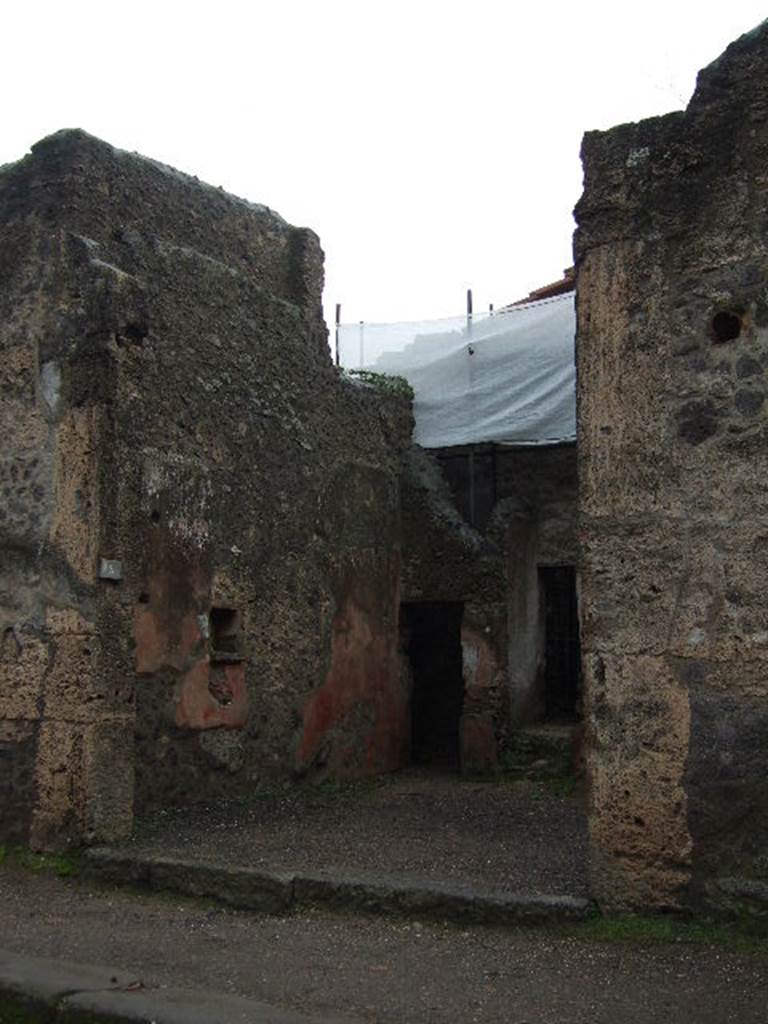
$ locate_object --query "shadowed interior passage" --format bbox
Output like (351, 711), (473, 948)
(401, 601), (464, 767)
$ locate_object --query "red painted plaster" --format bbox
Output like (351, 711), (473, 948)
(132, 540), (209, 675)
(460, 624), (497, 693)
(459, 625), (499, 770)
(175, 658), (249, 730)
(460, 714), (498, 774)
(134, 606), (202, 674)
(297, 555), (408, 776)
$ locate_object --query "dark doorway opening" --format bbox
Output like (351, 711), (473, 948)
(401, 601), (464, 767)
(539, 566), (581, 720)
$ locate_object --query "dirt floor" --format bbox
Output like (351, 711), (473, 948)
(1, 863), (767, 1024)
(128, 769), (590, 897)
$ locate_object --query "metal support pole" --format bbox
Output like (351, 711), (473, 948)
(334, 303), (341, 367)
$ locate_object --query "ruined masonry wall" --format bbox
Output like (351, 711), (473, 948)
(575, 22), (768, 911)
(0, 131), (412, 849)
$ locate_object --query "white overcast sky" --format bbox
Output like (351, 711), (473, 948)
(3, 2), (767, 328)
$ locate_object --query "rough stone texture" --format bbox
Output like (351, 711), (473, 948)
(0, 130), (412, 848)
(575, 20), (768, 911)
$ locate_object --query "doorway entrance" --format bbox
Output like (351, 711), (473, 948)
(539, 566), (581, 719)
(400, 601), (464, 767)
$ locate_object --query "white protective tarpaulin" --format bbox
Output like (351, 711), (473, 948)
(337, 292), (575, 448)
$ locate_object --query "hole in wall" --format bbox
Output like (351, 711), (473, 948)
(150, 509), (161, 524)
(124, 321), (148, 343)
(711, 310), (742, 343)
(138, 592), (150, 604)
(209, 607), (242, 658)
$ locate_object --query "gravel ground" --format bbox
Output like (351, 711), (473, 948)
(128, 769), (589, 897)
(1, 865), (766, 1024)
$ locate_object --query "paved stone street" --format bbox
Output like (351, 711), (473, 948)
(1, 863), (766, 1024)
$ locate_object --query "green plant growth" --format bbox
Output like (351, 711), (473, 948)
(0, 999), (41, 1024)
(0, 844), (79, 878)
(0, 998), (118, 1023)
(346, 369), (414, 400)
(562, 911), (768, 954)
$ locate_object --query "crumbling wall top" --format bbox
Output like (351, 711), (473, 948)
(575, 19), (768, 259)
(0, 128), (322, 310)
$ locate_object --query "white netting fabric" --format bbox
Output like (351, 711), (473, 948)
(337, 292), (575, 447)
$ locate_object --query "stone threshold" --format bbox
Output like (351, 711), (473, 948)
(83, 847), (594, 927)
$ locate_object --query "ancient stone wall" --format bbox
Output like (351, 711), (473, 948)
(575, 22), (768, 911)
(0, 131), (412, 848)
(0, 190), (134, 849)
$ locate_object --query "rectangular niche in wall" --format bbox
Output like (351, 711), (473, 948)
(538, 566), (581, 720)
(209, 607), (243, 661)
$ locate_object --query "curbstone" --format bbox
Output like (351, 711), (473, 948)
(83, 847), (152, 885)
(0, 949), (358, 1024)
(148, 856), (294, 913)
(84, 846), (593, 927)
(84, 849), (294, 913)
(59, 984), (348, 1024)
(0, 948), (139, 1017)
(293, 871), (593, 925)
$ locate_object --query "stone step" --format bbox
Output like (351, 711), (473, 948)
(505, 722), (582, 777)
(83, 847), (594, 928)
